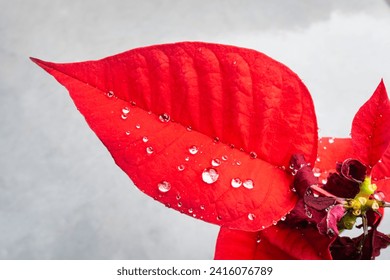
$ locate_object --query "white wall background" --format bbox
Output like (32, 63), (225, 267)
(1, 0), (390, 259)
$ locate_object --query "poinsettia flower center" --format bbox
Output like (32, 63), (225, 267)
(340, 176), (383, 230)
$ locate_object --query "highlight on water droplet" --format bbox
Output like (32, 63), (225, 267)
(200, 205), (205, 210)
(211, 158), (221, 167)
(188, 208), (193, 214)
(248, 213), (256, 221)
(234, 160), (242, 166)
(328, 137), (335, 144)
(272, 220), (278, 225)
(106, 90), (114, 98)
(213, 137), (220, 143)
(222, 155), (228, 161)
(243, 179), (254, 189)
(121, 114), (128, 120)
(142, 136), (149, 143)
(188, 145), (199, 155)
(157, 181), (171, 193)
(186, 126), (192, 132)
(125, 131), (130, 136)
(230, 178), (242, 188)
(321, 178), (328, 185)
(216, 215), (222, 221)
(159, 113), (170, 123)
(135, 124), (141, 129)
(280, 216), (286, 221)
(177, 202), (182, 207)
(202, 168), (219, 184)
(146, 146), (154, 154)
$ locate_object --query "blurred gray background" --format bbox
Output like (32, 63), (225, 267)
(1, 0), (390, 259)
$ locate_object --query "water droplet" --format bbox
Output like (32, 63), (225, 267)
(313, 167), (321, 177)
(321, 178), (328, 184)
(142, 136), (149, 143)
(188, 208), (193, 214)
(230, 144), (235, 149)
(323, 146), (327, 150)
(177, 202), (182, 207)
(291, 187), (297, 193)
(121, 114), (128, 120)
(131, 101), (137, 106)
(125, 131), (130, 136)
(213, 137), (220, 143)
(328, 137), (335, 144)
(261, 225), (266, 229)
(176, 194), (181, 200)
(235, 160), (242, 166)
(200, 205), (205, 210)
(122, 107), (130, 114)
(157, 181), (171, 193)
(272, 220), (278, 225)
(146, 146), (154, 154)
(202, 168), (219, 184)
(316, 157), (321, 162)
(135, 124), (141, 129)
(106, 91), (114, 98)
(280, 216), (286, 221)
(243, 179), (254, 189)
(248, 213), (256, 221)
(222, 155), (228, 161)
(230, 178), (242, 188)
(185, 156), (190, 162)
(186, 126), (192, 131)
(304, 204), (313, 218)
(216, 215), (222, 221)
(211, 158), (221, 167)
(159, 113), (170, 122)
(256, 238), (261, 244)
(188, 145), (199, 155)
(165, 203), (171, 208)
(177, 165), (185, 171)
(249, 151), (257, 159)
(233, 60), (237, 65)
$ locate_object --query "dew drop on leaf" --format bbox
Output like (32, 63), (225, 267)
(184, 156), (190, 162)
(249, 151), (257, 159)
(188, 145), (199, 155)
(159, 113), (170, 122)
(280, 216), (286, 221)
(146, 146), (154, 154)
(200, 205), (205, 210)
(188, 208), (193, 214)
(321, 178), (327, 184)
(272, 220), (278, 225)
(186, 126), (192, 131)
(177, 165), (185, 171)
(177, 202), (182, 207)
(142, 136), (149, 143)
(222, 155), (228, 161)
(248, 213), (256, 221)
(202, 168), (219, 184)
(125, 131), (130, 136)
(328, 137), (335, 144)
(213, 137), (220, 143)
(216, 215), (222, 221)
(313, 167), (321, 177)
(211, 158), (221, 167)
(106, 90), (114, 98)
(135, 124), (141, 129)
(176, 194), (181, 200)
(230, 178), (242, 188)
(121, 114), (128, 120)
(243, 179), (254, 189)
(122, 107), (130, 114)
(157, 181), (171, 193)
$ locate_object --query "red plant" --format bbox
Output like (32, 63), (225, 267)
(31, 42), (390, 259)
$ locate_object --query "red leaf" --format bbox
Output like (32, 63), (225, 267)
(31, 42), (317, 231)
(215, 225), (333, 260)
(351, 80), (390, 167)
